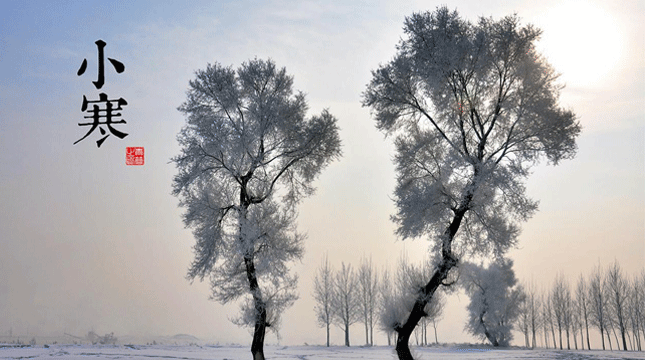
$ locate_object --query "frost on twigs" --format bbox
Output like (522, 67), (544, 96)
(363, 7), (580, 258)
(380, 256), (446, 334)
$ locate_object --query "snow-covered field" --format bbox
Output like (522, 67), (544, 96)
(2, 344), (645, 360)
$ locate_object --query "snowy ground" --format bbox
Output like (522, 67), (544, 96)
(2, 344), (645, 360)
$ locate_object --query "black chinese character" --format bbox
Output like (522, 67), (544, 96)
(77, 39), (125, 89)
(75, 40), (129, 147)
(73, 93), (128, 147)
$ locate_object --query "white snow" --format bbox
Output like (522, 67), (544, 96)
(1, 344), (644, 360)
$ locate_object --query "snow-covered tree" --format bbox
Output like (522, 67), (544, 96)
(461, 259), (524, 347)
(357, 257), (379, 345)
(313, 254), (335, 347)
(172, 58), (341, 360)
(380, 255), (446, 348)
(362, 7), (580, 358)
(333, 262), (360, 347)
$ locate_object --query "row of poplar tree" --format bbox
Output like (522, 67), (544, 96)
(517, 261), (645, 352)
(312, 254), (446, 348)
(313, 255), (645, 352)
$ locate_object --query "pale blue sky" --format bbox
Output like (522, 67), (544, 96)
(1, 0), (643, 347)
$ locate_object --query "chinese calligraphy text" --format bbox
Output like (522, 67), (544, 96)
(74, 40), (128, 147)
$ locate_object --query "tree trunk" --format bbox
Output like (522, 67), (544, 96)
(433, 319), (438, 345)
(619, 318), (628, 351)
(423, 320), (427, 346)
(480, 314), (499, 347)
(394, 196), (469, 359)
(634, 324), (643, 351)
(585, 316), (591, 350)
(612, 326), (620, 350)
(326, 323), (330, 347)
(396, 328), (414, 360)
(245, 256), (267, 360)
(345, 323), (350, 347)
(239, 195), (267, 360)
(365, 322), (369, 345)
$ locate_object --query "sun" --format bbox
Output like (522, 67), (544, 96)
(536, 1), (624, 89)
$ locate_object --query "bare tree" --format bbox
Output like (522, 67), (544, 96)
(379, 267), (396, 346)
(518, 293), (531, 348)
(333, 262), (360, 347)
(425, 278), (446, 347)
(628, 272), (644, 351)
(638, 270), (645, 351)
(589, 264), (608, 350)
(542, 292), (556, 349)
(551, 276), (563, 350)
(538, 294), (549, 349)
(641, 270), (645, 351)
(313, 254), (335, 347)
(606, 260), (629, 351)
(571, 297), (580, 350)
(358, 257), (379, 345)
(523, 280), (541, 349)
(564, 283), (573, 350)
(576, 274), (592, 350)
(172, 58), (342, 360)
(432, 317), (442, 345)
(551, 274), (570, 350)
(362, 7), (580, 359)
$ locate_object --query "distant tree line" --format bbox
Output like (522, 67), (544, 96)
(312, 254), (445, 347)
(518, 261), (644, 352)
(314, 255), (644, 352)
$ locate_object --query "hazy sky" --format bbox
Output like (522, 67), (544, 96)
(1, 0), (643, 347)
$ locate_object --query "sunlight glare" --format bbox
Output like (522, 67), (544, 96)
(537, 1), (624, 89)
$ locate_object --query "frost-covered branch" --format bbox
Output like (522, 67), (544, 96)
(172, 58), (341, 360)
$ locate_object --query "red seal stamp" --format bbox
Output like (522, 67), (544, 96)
(126, 147), (144, 165)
